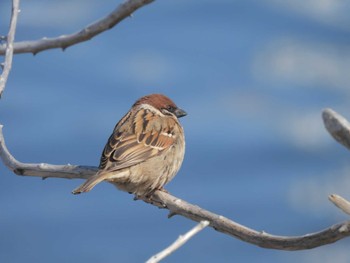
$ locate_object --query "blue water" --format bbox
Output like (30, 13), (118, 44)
(1, 0), (350, 262)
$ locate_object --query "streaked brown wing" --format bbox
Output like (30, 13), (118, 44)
(99, 108), (177, 171)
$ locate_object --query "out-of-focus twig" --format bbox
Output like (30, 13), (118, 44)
(0, 0), (20, 97)
(0, 0), (154, 56)
(329, 194), (350, 216)
(322, 108), (350, 150)
(146, 221), (209, 263)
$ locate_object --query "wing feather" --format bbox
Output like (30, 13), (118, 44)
(99, 107), (177, 172)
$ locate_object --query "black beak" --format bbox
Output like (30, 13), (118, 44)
(175, 108), (187, 118)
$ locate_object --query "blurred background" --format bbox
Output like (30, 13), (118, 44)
(1, 0), (350, 262)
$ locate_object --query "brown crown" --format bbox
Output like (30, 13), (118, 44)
(133, 94), (177, 110)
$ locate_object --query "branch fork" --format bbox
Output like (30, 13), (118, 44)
(0, 0), (154, 56)
(1, 0), (350, 258)
(0, 0), (20, 97)
(1, 109), (350, 253)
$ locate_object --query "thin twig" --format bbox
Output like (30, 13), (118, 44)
(329, 194), (350, 216)
(146, 220), (209, 263)
(1, 124), (350, 250)
(0, 0), (154, 55)
(0, 0), (20, 97)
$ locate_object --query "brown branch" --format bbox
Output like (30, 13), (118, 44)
(0, 0), (154, 55)
(1, 124), (350, 251)
(0, 0), (20, 97)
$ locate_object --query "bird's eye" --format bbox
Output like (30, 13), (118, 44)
(166, 105), (175, 112)
(161, 105), (176, 116)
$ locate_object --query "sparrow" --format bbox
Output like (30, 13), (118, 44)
(72, 94), (186, 197)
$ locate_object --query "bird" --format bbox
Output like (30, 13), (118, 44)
(72, 94), (186, 197)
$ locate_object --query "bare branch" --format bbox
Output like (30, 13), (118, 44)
(146, 220), (210, 263)
(0, 0), (154, 56)
(329, 194), (350, 216)
(0, 125), (97, 179)
(0, 0), (20, 97)
(1, 125), (350, 251)
(146, 192), (350, 250)
(322, 108), (350, 150)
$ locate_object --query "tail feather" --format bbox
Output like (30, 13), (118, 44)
(72, 170), (129, 195)
(72, 172), (111, 195)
